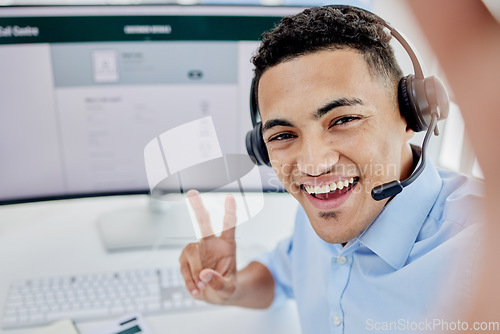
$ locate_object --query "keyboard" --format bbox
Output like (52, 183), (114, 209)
(1, 267), (210, 329)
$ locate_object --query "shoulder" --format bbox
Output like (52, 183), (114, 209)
(438, 167), (483, 198)
(430, 168), (485, 228)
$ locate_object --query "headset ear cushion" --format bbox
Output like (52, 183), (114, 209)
(245, 123), (270, 166)
(398, 75), (424, 132)
(246, 129), (259, 165)
(254, 123), (270, 166)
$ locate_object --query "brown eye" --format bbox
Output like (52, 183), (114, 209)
(331, 116), (360, 127)
(268, 133), (296, 142)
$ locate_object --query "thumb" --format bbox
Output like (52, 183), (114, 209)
(199, 268), (226, 291)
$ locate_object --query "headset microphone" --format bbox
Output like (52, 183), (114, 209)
(246, 5), (449, 201)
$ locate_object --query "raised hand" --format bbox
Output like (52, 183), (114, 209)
(179, 190), (238, 305)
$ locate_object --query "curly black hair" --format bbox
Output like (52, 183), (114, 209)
(252, 5), (403, 99)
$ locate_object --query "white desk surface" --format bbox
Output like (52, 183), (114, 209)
(0, 193), (301, 334)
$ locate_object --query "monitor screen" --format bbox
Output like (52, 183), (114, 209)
(0, 5), (303, 205)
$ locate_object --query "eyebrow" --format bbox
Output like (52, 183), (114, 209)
(314, 97), (364, 120)
(262, 118), (294, 133)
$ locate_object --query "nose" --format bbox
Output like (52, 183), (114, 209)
(296, 134), (340, 176)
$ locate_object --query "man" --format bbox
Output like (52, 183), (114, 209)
(179, 6), (484, 333)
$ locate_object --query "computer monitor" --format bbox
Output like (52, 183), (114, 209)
(0, 5), (305, 206)
(0, 5), (307, 250)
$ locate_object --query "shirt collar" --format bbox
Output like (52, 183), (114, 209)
(357, 147), (443, 270)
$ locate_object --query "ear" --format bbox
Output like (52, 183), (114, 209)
(397, 105), (414, 142)
(404, 126), (415, 142)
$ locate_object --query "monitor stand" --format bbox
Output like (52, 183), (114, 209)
(97, 192), (197, 252)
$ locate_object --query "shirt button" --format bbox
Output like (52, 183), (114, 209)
(332, 315), (342, 326)
(336, 256), (347, 264)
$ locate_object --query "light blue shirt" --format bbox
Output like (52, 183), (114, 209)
(257, 157), (484, 334)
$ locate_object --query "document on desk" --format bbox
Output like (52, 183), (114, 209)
(83, 313), (153, 334)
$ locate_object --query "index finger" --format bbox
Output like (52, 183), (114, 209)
(187, 189), (214, 238)
(220, 194), (236, 240)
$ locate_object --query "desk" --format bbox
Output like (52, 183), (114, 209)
(0, 193), (301, 334)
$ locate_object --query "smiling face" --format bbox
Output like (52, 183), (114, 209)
(259, 49), (415, 244)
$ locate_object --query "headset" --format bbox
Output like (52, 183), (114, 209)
(245, 5), (449, 201)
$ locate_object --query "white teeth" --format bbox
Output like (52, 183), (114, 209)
(304, 177), (356, 195)
(313, 185), (331, 194)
